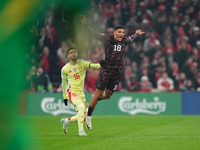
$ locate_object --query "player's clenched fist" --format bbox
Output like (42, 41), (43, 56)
(136, 29), (145, 35)
(80, 15), (87, 24)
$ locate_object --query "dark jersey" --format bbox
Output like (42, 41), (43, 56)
(84, 24), (139, 70)
(96, 33), (139, 70)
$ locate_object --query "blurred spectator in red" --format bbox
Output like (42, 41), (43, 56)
(125, 72), (138, 92)
(157, 72), (174, 92)
(143, 29), (160, 53)
(44, 20), (57, 52)
(162, 39), (175, 52)
(138, 75), (152, 92)
(153, 65), (165, 87)
(177, 72), (187, 91)
(57, 41), (68, 69)
(141, 19), (152, 32)
(176, 35), (192, 52)
(99, 1), (115, 17)
(40, 46), (50, 73)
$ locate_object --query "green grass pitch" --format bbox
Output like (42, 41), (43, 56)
(24, 116), (200, 150)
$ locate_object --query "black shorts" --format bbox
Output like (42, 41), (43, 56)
(95, 68), (121, 91)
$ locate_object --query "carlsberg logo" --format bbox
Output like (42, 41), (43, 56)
(41, 97), (76, 116)
(118, 96), (166, 115)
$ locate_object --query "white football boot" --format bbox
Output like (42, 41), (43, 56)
(60, 118), (69, 134)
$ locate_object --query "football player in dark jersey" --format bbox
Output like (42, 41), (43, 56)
(80, 16), (145, 130)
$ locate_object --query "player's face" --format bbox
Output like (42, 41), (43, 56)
(68, 49), (78, 61)
(114, 29), (125, 41)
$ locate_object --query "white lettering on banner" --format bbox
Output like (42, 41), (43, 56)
(118, 96), (166, 115)
(41, 97), (76, 116)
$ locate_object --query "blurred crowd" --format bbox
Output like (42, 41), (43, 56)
(27, 0), (200, 93)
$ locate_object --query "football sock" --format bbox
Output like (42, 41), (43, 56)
(87, 106), (94, 116)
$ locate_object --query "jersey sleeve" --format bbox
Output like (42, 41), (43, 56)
(61, 67), (68, 99)
(81, 60), (101, 69)
(124, 33), (139, 45)
(89, 63), (101, 69)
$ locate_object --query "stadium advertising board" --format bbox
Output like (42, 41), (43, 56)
(27, 92), (181, 116)
(27, 93), (76, 115)
(182, 92), (200, 115)
(87, 92), (181, 115)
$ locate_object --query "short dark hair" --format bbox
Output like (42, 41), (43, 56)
(67, 47), (77, 54)
(114, 25), (125, 31)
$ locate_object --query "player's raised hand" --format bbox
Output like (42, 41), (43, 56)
(136, 29), (145, 35)
(80, 15), (87, 24)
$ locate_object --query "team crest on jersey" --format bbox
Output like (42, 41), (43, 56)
(68, 70), (72, 73)
(73, 68), (76, 72)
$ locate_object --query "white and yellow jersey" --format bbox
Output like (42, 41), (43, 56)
(61, 59), (101, 99)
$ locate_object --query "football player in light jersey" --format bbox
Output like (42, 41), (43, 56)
(61, 47), (104, 136)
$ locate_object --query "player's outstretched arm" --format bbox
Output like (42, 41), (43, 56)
(82, 60), (102, 69)
(80, 15), (100, 38)
(89, 62), (102, 69)
(89, 60), (105, 69)
(126, 29), (145, 44)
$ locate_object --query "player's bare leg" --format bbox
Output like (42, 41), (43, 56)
(86, 89), (104, 130)
(90, 89), (104, 108)
(99, 88), (114, 100)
